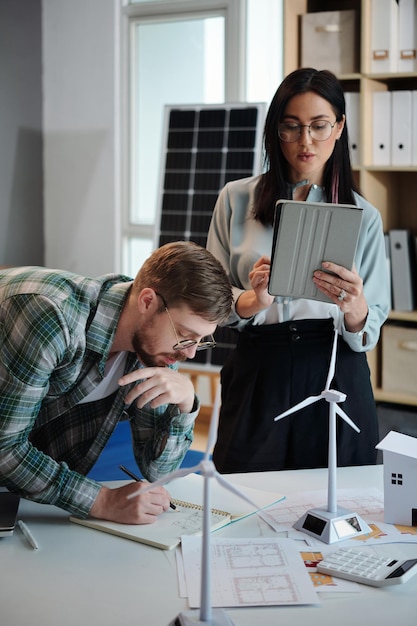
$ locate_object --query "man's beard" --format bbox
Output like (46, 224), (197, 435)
(131, 330), (187, 367)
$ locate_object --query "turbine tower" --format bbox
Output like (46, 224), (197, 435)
(129, 383), (277, 625)
(274, 327), (371, 543)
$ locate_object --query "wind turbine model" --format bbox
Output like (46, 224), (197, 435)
(274, 327), (371, 544)
(128, 382), (278, 626)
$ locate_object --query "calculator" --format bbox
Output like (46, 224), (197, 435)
(317, 547), (417, 587)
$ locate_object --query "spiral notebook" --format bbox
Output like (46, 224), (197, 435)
(70, 474), (284, 550)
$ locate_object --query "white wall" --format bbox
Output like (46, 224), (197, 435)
(0, 0), (43, 267)
(42, 0), (120, 276)
(247, 0), (283, 105)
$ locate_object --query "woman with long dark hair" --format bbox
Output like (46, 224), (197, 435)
(207, 68), (390, 473)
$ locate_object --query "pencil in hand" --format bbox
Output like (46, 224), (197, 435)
(118, 464), (177, 510)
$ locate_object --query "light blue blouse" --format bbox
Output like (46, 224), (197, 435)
(206, 175), (390, 352)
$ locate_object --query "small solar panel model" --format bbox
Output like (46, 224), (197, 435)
(155, 103), (265, 368)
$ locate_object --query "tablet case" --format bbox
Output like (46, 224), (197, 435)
(269, 200), (363, 302)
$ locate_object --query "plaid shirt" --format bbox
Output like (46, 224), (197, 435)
(0, 267), (198, 517)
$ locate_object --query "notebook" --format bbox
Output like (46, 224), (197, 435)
(269, 199), (363, 302)
(70, 473), (285, 550)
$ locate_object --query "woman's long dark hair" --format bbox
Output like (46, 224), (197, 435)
(254, 68), (361, 226)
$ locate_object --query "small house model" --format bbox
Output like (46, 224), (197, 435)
(376, 430), (417, 526)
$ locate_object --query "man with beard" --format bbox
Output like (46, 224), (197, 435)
(0, 242), (232, 524)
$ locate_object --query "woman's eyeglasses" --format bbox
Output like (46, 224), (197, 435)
(278, 119), (337, 142)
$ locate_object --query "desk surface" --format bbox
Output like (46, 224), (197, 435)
(1, 465), (416, 626)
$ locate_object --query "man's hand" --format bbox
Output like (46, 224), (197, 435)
(119, 367), (195, 414)
(90, 481), (172, 524)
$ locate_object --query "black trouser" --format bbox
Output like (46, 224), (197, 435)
(213, 319), (378, 473)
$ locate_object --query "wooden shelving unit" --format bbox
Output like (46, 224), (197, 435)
(283, 0), (417, 407)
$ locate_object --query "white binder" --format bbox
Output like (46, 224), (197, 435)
(345, 92), (360, 166)
(412, 91), (417, 166)
(373, 91), (392, 166)
(398, 0), (417, 73)
(389, 229), (416, 311)
(384, 232), (393, 309)
(371, 0), (399, 73)
(391, 90), (412, 166)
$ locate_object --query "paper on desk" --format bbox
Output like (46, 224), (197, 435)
(263, 488), (384, 527)
(175, 547), (187, 598)
(300, 547), (360, 593)
(175, 541), (359, 597)
(261, 488), (417, 547)
(180, 536), (319, 608)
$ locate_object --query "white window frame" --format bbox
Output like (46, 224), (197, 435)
(118, 0), (245, 272)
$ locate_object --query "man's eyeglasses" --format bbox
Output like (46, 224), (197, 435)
(155, 293), (216, 352)
(278, 119), (337, 143)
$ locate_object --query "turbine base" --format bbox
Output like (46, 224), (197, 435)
(293, 506), (371, 544)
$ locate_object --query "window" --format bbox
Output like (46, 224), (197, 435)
(391, 472), (404, 486)
(121, 0), (282, 275)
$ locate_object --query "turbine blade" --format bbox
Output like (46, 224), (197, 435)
(205, 380), (221, 460)
(274, 395), (321, 421)
(325, 328), (339, 391)
(214, 473), (282, 532)
(126, 463), (202, 499)
(335, 405), (360, 433)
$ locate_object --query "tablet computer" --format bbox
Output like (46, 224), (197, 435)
(269, 199), (363, 302)
(0, 490), (20, 537)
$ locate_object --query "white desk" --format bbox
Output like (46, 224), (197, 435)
(1, 465), (416, 626)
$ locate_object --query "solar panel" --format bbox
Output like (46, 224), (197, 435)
(155, 103), (266, 368)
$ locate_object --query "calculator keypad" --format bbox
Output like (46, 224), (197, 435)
(317, 548), (417, 587)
